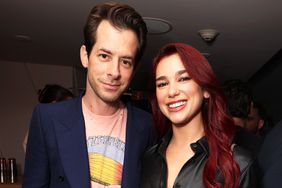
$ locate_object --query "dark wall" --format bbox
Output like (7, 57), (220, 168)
(249, 49), (282, 124)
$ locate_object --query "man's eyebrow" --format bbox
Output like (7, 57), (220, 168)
(121, 56), (134, 60)
(98, 48), (134, 60)
(98, 48), (112, 55)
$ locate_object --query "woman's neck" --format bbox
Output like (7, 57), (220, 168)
(170, 113), (205, 147)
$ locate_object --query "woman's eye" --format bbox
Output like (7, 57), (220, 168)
(179, 76), (191, 82)
(156, 82), (167, 88)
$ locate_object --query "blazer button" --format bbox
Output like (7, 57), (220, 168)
(58, 176), (65, 182)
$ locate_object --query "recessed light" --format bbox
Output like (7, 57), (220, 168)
(143, 17), (173, 35)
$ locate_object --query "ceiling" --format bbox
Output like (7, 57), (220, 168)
(1, 0), (282, 90)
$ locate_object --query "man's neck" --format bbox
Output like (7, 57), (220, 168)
(82, 94), (121, 116)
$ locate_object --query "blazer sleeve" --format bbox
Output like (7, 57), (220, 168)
(23, 105), (50, 188)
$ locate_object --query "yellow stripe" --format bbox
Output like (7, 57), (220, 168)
(89, 153), (122, 185)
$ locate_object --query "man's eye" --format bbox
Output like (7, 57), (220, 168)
(121, 59), (133, 68)
(98, 54), (109, 60)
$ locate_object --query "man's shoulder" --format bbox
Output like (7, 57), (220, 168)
(34, 97), (80, 117)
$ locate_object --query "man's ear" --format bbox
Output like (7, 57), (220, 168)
(258, 119), (265, 130)
(80, 45), (89, 68)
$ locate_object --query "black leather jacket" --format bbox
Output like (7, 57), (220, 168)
(140, 131), (258, 188)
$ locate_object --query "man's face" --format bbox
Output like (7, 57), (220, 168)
(81, 20), (138, 103)
(245, 103), (264, 134)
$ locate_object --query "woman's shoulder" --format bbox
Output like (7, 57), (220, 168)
(232, 144), (260, 187)
(142, 132), (171, 164)
(142, 143), (165, 165)
(232, 144), (256, 173)
(144, 144), (159, 158)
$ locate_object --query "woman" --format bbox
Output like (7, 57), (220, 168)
(140, 43), (257, 188)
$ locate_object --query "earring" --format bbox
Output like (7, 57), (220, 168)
(204, 92), (210, 99)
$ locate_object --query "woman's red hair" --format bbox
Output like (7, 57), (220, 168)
(149, 43), (240, 188)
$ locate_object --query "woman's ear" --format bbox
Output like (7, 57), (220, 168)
(203, 91), (210, 99)
(80, 45), (89, 68)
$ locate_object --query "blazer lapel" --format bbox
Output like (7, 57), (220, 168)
(122, 103), (146, 188)
(54, 97), (90, 188)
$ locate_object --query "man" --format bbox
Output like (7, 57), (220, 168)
(23, 2), (154, 188)
(245, 102), (264, 135)
(223, 79), (261, 156)
(245, 101), (274, 140)
(245, 101), (265, 135)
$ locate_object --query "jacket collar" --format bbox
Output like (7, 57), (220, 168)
(121, 101), (148, 187)
(157, 129), (209, 157)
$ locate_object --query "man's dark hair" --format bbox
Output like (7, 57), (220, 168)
(223, 79), (252, 118)
(83, 2), (147, 68)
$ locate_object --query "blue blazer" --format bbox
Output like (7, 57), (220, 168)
(23, 97), (154, 188)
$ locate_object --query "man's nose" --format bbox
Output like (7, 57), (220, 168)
(107, 60), (121, 79)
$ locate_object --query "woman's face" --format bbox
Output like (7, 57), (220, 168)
(155, 53), (209, 126)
